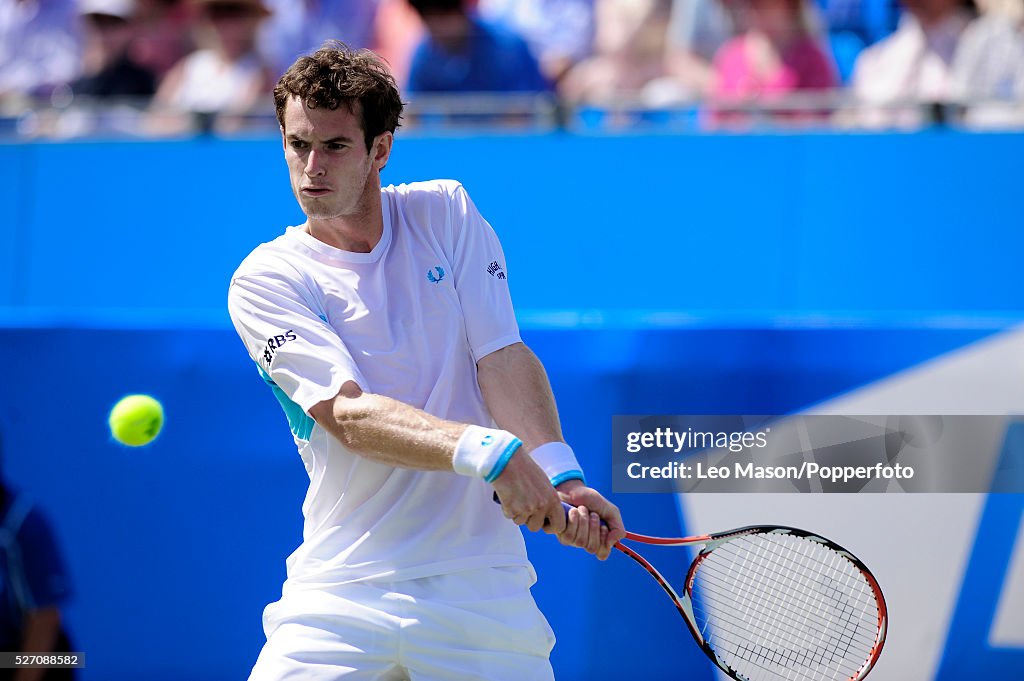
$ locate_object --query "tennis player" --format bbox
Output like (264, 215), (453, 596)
(227, 42), (626, 680)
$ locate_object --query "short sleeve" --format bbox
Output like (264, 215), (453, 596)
(17, 507), (72, 610)
(448, 185), (522, 362)
(228, 271), (366, 412)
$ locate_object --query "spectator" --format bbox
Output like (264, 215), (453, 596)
(669, 0), (735, 62)
(560, 0), (691, 106)
(709, 0), (838, 125)
(372, 0), (424, 87)
(0, 0), (81, 103)
(130, 0), (193, 82)
(70, 0), (158, 100)
(847, 0), (977, 128)
(0, 428), (75, 681)
(153, 0), (275, 130)
(406, 0), (549, 93)
(951, 0), (1024, 127)
(259, 0), (380, 78)
(477, 0), (595, 86)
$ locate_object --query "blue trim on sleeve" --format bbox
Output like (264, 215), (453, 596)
(258, 366), (315, 441)
(550, 470), (586, 487)
(483, 438), (523, 483)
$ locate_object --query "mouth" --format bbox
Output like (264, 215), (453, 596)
(301, 187), (331, 197)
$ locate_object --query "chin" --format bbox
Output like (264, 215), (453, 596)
(305, 207), (348, 220)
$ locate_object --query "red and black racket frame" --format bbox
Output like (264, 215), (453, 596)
(613, 525), (889, 681)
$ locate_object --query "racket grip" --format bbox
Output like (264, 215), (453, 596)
(493, 493), (608, 528)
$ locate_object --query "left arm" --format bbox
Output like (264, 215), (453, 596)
(14, 607), (62, 681)
(478, 342), (626, 559)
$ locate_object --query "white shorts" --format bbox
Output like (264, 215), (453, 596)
(248, 566), (556, 681)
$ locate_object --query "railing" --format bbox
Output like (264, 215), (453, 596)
(1, 90), (1022, 140)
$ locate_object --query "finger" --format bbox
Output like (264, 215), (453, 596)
(586, 511), (603, 555)
(573, 505), (591, 548)
(544, 499), (567, 535)
(604, 505), (627, 545)
(596, 525), (611, 560)
(526, 511), (547, 533)
(558, 506), (581, 545)
(575, 506), (591, 547)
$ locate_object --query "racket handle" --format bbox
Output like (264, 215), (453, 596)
(493, 493), (608, 528)
(560, 501), (610, 528)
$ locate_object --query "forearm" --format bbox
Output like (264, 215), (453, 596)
(14, 607), (62, 681)
(477, 342), (563, 451)
(310, 379), (566, 532)
(309, 383), (467, 471)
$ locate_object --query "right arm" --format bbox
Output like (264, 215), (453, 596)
(307, 381), (566, 534)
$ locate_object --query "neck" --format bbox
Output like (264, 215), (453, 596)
(755, 26), (803, 49)
(306, 189), (384, 253)
(914, 8), (959, 29)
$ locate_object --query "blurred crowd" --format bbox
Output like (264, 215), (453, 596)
(1, 0), (1022, 135)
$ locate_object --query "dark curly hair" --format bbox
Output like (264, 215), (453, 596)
(274, 41), (404, 152)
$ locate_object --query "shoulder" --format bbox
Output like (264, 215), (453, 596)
(230, 232), (306, 286)
(383, 179), (470, 214)
(476, 17), (528, 49)
(9, 501), (60, 550)
(851, 33), (900, 87)
(384, 180), (487, 250)
(857, 20), (917, 68)
(177, 48), (217, 75)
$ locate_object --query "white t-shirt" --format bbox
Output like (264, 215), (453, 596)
(228, 180), (530, 588)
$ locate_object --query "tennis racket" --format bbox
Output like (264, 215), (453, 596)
(555, 501), (888, 681)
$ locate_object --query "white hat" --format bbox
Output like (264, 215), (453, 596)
(78, 0), (136, 18)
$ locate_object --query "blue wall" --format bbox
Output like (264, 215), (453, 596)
(1, 131), (1021, 679)
(0, 324), (1001, 680)
(2, 131), (1023, 317)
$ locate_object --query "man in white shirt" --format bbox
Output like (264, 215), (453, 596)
(228, 41), (625, 680)
(848, 0), (976, 128)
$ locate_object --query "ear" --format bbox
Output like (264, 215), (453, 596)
(280, 126), (287, 152)
(372, 131), (394, 172)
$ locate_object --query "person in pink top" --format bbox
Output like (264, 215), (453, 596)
(709, 0), (837, 125)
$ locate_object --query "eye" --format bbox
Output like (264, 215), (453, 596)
(327, 142), (347, 151)
(289, 140), (308, 150)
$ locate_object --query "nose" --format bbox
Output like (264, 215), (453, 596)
(305, 149), (326, 177)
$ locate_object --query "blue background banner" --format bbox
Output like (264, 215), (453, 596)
(1, 131), (1022, 679)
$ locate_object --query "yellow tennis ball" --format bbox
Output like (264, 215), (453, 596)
(108, 394), (164, 447)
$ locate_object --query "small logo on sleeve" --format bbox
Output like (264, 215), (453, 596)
(487, 261), (506, 280)
(427, 266), (446, 283)
(262, 330), (297, 365)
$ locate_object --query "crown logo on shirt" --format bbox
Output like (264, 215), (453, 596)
(427, 266), (446, 284)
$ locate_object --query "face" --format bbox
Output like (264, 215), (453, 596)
(281, 96), (392, 222)
(419, 10), (470, 49)
(84, 13), (133, 54)
(901, 0), (960, 22)
(201, 2), (265, 57)
(742, 0), (801, 34)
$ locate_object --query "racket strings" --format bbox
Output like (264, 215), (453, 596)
(693, 552), (878, 647)
(692, 578), (877, 650)
(694, 540), (872, 681)
(690, 533), (881, 681)
(698, 539), (869, 680)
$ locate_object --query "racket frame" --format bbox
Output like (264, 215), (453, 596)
(616, 525), (888, 681)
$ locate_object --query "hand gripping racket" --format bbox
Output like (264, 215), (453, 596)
(560, 502), (888, 681)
